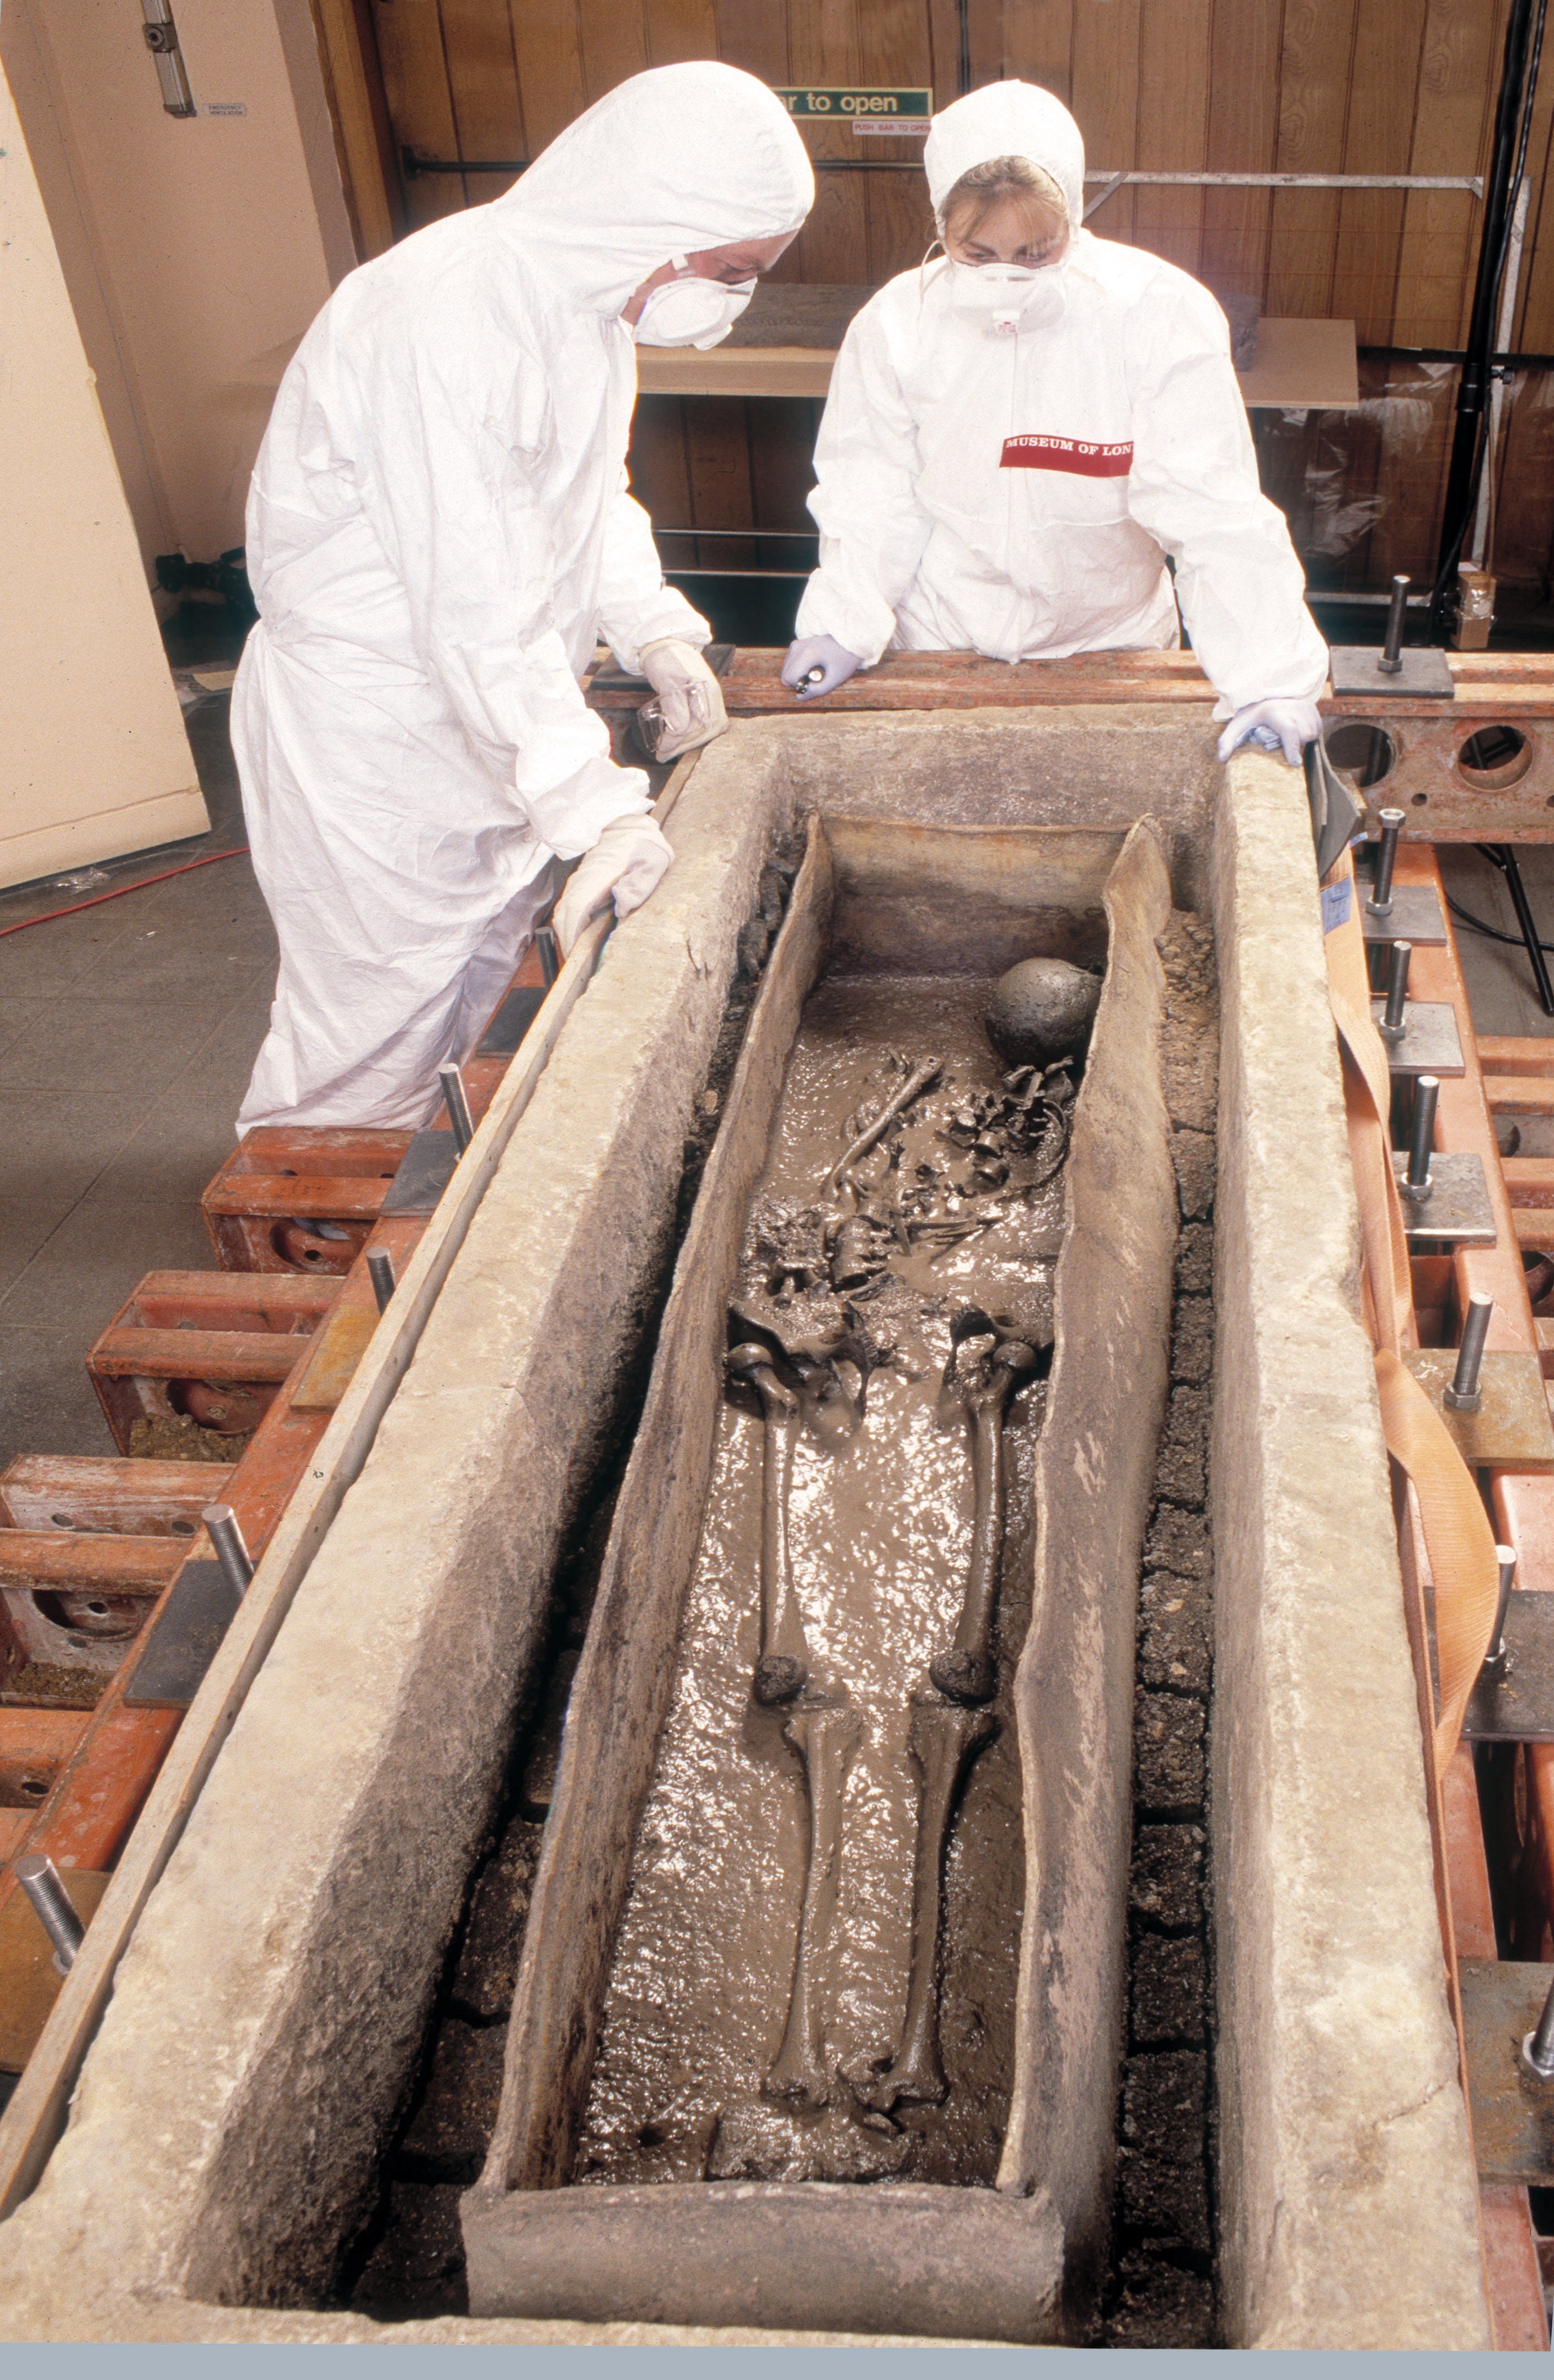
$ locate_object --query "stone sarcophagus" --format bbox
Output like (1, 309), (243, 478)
(462, 808), (1181, 2340)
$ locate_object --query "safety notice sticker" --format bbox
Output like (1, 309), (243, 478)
(1321, 880), (1352, 934)
(1001, 436), (1134, 477)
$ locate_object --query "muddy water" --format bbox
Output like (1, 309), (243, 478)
(575, 973), (1079, 2193)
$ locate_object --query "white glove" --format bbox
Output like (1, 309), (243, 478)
(553, 813), (674, 956)
(1217, 698), (1325, 767)
(780, 634), (862, 699)
(637, 638), (728, 761)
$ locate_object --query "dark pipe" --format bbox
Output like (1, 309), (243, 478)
(1432, 0), (1542, 636)
(1478, 844), (1554, 1016)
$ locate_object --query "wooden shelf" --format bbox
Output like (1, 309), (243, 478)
(636, 283), (1358, 410)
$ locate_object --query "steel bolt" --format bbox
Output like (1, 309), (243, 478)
(1368, 807), (1406, 915)
(1444, 1293), (1493, 1412)
(15, 1853), (85, 1975)
(1379, 939), (1412, 1041)
(1486, 1542), (1517, 1671)
(201, 1503), (255, 1600)
(437, 1063), (474, 1156)
(1401, 1075), (1439, 1199)
(1525, 1964), (1554, 2079)
(1378, 573), (1410, 674)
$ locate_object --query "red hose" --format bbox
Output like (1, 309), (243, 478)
(0, 845), (251, 939)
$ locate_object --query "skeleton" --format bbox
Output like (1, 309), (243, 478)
(719, 1048), (1059, 2143)
(856, 1698), (997, 2111)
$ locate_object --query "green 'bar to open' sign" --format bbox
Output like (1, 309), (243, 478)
(776, 88), (934, 120)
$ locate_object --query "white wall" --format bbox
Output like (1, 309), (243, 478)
(1, 0), (355, 575)
(0, 60), (208, 887)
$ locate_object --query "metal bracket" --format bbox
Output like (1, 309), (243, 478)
(123, 1561), (241, 1709)
(1464, 1594), (1554, 1742)
(476, 984), (546, 1059)
(1460, 1959), (1554, 2180)
(1370, 999), (1465, 1075)
(1358, 883), (1448, 945)
(1402, 1349), (1554, 1468)
(1390, 1149), (1498, 1243)
(1328, 645), (1456, 698)
(381, 1129), (459, 1216)
(1304, 737), (1364, 880)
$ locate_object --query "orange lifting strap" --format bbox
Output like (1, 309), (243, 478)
(1322, 845), (1500, 1778)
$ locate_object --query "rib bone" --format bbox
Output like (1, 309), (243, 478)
(931, 1337), (1036, 1704)
(857, 1700), (996, 2111)
(727, 1343), (809, 1704)
(765, 1702), (864, 2108)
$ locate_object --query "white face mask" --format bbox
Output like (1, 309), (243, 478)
(947, 254), (1068, 335)
(633, 259), (756, 350)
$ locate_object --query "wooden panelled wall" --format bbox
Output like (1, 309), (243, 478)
(333, 1), (1554, 598)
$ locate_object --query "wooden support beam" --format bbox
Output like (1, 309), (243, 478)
(1476, 1037), (1554, 1080)
(1483, 1076), (1554, 1118)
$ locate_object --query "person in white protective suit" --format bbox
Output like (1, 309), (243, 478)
(233, 64), (812, 1131)
(780, 82), (1328, 766)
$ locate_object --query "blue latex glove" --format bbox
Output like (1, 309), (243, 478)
(1217, 698), (1325, 767)
(780, 634), (862, 700)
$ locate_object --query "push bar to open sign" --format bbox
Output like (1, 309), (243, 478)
(776, 88), (933, 118)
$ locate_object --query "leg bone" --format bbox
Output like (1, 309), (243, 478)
(765, 1702), (864, 2108)
(727, 1343), (809, 1704)
(931, 1337), (1035, 1705)
(857, 1699), (995, 2111)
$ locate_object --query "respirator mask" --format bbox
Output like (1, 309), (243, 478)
(946, 245), (1071, 335)
(633, 257), (756, 350)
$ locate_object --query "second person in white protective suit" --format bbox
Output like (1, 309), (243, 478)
(234, 64), (812, 1131)
(780, 83), (1328, 766)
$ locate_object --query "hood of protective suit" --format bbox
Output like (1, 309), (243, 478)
(494, 63), (814, 317)
(923, 82), (1085, 233)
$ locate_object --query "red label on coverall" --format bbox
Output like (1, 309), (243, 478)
(1000, 435), (1134, 476)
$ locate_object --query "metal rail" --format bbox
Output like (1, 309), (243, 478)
(401, 144), (1485, 194)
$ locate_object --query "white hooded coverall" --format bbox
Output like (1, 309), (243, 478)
(233, 65), (812, 1129)
(794, 83), (1327, 715)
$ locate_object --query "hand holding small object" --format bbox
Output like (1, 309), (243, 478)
(780, 635), (862, 701)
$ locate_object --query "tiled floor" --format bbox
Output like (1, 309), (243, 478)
(0, 692), (275, 1470)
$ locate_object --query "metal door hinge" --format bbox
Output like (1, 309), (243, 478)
(141, 0), (195, 116)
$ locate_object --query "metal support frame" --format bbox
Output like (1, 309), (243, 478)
(1475, 845), (1554, 1016)
(1081, 168), (1482, 222)
(401, 146), (1487, 194)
